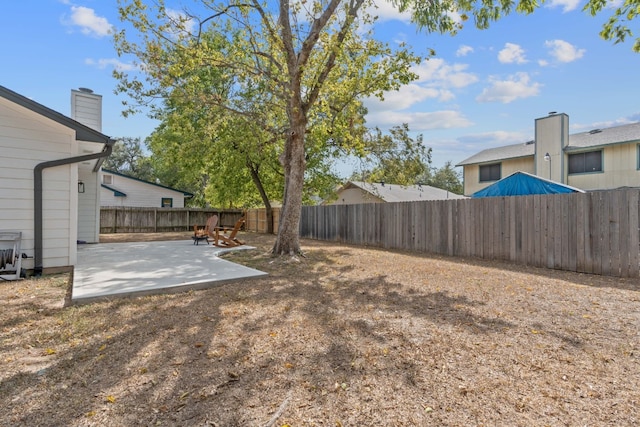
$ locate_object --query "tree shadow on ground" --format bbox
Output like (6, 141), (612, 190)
(2, 245), (517, 426)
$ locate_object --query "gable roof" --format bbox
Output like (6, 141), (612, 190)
(456, 121), (640, 166)
(564, 122), (640, 151)
(472, 171), (585, 198)
(0, 85), (111, 144)
(102, 169), (194, 198)
(456, 141), (535, 166)
(340, 181), (466, 202)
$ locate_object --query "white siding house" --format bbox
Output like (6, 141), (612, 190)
(0, 86), (114, 275)
(100, 169), (193, 208)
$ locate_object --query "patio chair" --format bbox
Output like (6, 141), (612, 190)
(192, 215), (218, 245)
(211, 216), (245, 247)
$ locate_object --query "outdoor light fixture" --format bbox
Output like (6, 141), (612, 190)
(544, 153), (551, 180)
(78, 181), (85, 193)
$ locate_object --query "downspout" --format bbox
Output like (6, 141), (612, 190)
(33, 140), (115, 276)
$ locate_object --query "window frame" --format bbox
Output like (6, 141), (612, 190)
(479, 163), (501, 182)
(161, 197), (173, 208)
(567, 150), (603, 175)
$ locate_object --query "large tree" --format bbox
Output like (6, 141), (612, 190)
(142, 26), (355, 230)
(114, 0), (418, 254)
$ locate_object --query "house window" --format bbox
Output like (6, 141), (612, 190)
(568, 150), (602, 174)
(102, 174), (113, 185)
(161, 198), (173, 208)
(479, 163), (501, 182)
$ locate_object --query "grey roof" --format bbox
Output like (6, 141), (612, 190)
(456, 121), (640, 166)
(344, 181), (467, 202)
(0, 85), (111, 144)
(564, 122), (640, 151)
(456, 141), (535, 166)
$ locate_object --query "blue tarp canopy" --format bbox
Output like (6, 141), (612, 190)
(472, 171), (584, 198)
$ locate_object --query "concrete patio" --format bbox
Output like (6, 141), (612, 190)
(72, 239), (267, 304)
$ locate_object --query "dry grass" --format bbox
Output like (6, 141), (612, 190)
(1, 232), (639, 426)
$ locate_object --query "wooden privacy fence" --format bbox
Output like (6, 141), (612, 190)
(300, 188), (640, 278)
(245, 207), (281, 233)
(100, 207), (244, 233)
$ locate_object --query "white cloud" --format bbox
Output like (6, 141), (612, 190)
(66, 6), (113, 37)
(572, 115), (639, 132)
(365, 84), (442, 112)
(456, 45), (474, 57)
(458, 130), (530, 147)
(366, 110), (474, 131)
(85, 58), (136, 72)
(412, 59), (478, 88)
(545, 39), (585, 63)
(498, 43), (527, 64)
(476, 72), (541, 103)
(371, 0), (413, 23)
(546, 0), (581, 12)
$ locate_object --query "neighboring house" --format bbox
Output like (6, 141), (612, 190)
(100, 169), (193, 208)
(471, 171), (585, 198)
(0, 86), (115, 275)
(456, 113), (640, 196)
(325, 181), (466, 205)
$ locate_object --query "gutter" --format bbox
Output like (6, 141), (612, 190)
(33, 139), (115, 276)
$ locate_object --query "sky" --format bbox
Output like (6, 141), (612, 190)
(1, 0), (639, 178)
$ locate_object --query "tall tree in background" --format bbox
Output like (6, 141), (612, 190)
(103, 137), (154, 181)
(428, 161), (463, 194)
(350, 124), (464, 194)
(352, 124), (432, 186)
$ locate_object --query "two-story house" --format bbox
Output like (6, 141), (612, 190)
(456, 113), (640, 196)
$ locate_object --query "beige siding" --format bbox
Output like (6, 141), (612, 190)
(463, 156), (535, 196)
(567, 143), (640, 190)
(100, 173), (186, 208)
(535, 114), (568, 182)
(0, 97), (77, 269)
(328, 187), (384, 205)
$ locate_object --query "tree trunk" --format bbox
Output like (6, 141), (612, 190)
(246, 160), (275, 234)
(272, 116), (306, 255)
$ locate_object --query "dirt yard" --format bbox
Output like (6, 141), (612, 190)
(1, 232), (639, 426)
